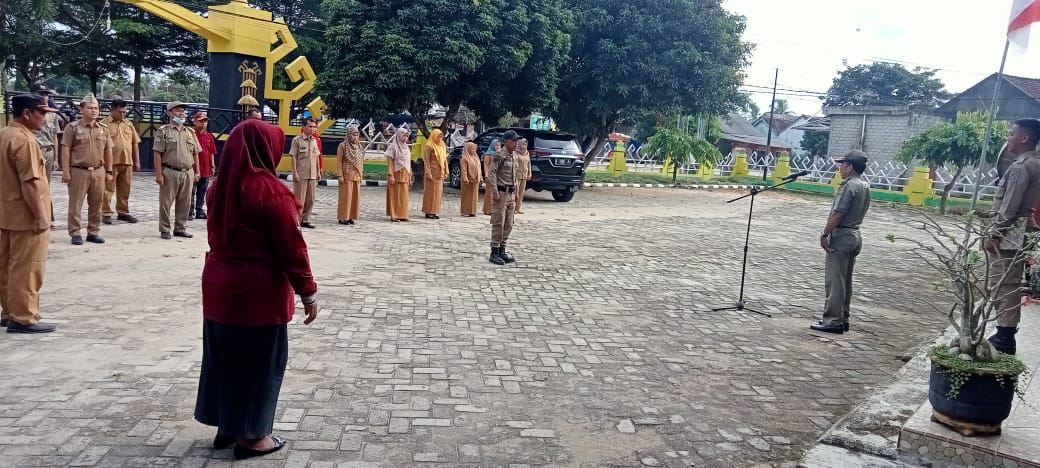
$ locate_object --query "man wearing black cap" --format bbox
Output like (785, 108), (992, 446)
(811, 150), (871, 334)
(0, 94), (58, 333)
(30, 83), (60, 173)
(486, 130), (520, 265)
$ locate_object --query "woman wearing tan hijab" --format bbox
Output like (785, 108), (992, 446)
(422, 128), (448, 219)
(337, 127), (364, 224)
(515, 137), (532, 214)
(385, 127), (412, 222)
(482, 139), (500, 215)
(459, 142), (481, 217)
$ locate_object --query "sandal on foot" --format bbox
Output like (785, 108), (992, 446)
(233, 436), (286, 460)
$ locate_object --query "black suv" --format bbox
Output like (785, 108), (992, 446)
(447, 127), (586, 202)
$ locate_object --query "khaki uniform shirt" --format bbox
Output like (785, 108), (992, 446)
(290, 134), (320, 180)
(0, 122), (53, 230)
(994, 151), (1040, 231)
(832, 174), (870, 229)
(153, 124), (199, 170)
(62, 120), (111, 169)
(486, 147), (518, 190)
(33, 113), (59, 158)
(102, 117), (140, 166)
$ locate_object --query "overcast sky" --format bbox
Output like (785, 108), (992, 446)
(723, 0), (1040, 117)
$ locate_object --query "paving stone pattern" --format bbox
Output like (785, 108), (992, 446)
(0, 175), (949, 467)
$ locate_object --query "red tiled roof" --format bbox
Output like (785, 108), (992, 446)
(1004, 75), (1040, 101)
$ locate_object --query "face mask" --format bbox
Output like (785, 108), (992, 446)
(172, 117), (186, 125)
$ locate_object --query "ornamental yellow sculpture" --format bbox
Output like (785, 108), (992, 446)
(117, 0), (332, 134)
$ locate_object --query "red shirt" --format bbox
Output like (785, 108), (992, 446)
(201, 195), (317, 326)
(195, 128), (217, 177)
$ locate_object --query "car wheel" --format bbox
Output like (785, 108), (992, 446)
(551, 190), (575, 202)
(449, 163), (461, 189)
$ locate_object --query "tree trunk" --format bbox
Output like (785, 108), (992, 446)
(409, 105), (430, 139)
(940, 165), (963, 215)
(90, 71), (100, 96)
(133, 63), (143, 102)
(439, 101), (460, 134)
(582, 134), (607, 168)
(672, 160), (678, 183)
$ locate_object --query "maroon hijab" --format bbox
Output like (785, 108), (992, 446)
(206, 120), (301, 245)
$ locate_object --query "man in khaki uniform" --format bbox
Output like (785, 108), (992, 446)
(290, 117), (320, 228)
(153, 101), (200, 240)
(0, 94), (58, 333)
(101, 99), (141, 224)
(61, 93), (113, 245)
(487, 130), (520, 265)
(30, 83), (61, 173)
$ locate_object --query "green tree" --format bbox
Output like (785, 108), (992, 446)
(556, 0), (750, 164)
(800, 130), (830, 157)
(643, 122), (721, 183)
(824, 62), (951, 108)
(108, 2), (207, 102)
(1, 0), (58, 89)
(896, 111), (1008, 214)
(773, 98), (789, 114)
(249, 0), (325, 92)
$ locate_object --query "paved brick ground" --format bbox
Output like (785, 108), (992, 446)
(0, 175), (948, 467)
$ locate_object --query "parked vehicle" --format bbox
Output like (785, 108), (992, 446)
(446, 127), (585, 202)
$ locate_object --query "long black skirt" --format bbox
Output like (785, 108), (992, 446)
(194, 319), (288, 439)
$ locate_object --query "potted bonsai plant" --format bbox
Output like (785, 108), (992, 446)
(889, 212), (1029, 436)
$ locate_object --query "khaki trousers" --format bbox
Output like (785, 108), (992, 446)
(294, 179), (317, 222)
(490, 190), (515, 247)
(159, 167), (192, 233)
(822, 228), (862, 327)
(0, 229), (49, 325)
(515, 179), (528, 212)
(68, 167), (105, 236)
(103, 164), (134, 216)
(989, 249), (1025, 327)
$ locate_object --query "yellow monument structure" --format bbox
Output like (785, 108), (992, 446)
(117, 0), (332, 135)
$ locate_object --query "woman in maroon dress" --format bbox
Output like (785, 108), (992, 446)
(194, 119), (319, 460)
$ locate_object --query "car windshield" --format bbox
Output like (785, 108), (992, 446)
(534, 135), (581, 155)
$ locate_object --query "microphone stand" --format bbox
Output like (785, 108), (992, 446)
(712, 174), (806, 318)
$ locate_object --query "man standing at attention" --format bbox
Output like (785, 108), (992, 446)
(0, 95), (58, 333)
(190, 111), (217, 220)
(30, 83), (60, 173)
(290, 118), (320, 229)
(811, 150), (870, 334)
(984, 118), (1040, 355)
(101, 99), (141, 225)
(61, 93), (113, 245)
(153, 101), (200, 240)
(486, 130), (520, 265)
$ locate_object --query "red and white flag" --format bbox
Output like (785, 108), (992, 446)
(1009, 0), (1040, 49)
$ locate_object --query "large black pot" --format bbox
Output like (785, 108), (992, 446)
(929, 362), (1015, 425)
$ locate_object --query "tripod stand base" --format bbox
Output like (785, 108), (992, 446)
(711, 301), (772, 318)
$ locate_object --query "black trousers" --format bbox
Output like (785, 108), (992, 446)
(190, 177), (210, 216)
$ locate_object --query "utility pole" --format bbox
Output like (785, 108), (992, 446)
(763, 68), (778, 181)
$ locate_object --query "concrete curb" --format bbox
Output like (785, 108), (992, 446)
(583, 182), (754, 190)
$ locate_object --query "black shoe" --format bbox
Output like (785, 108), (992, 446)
(844, 322), (851, 332)
(347, 220), (355, 225)
(338, 220), (349, 225)
(301, 222), (316, 229)
(0, 319), (9, 327)
(187, 214), (194, 221)
(71, 235), (83, 245)
(160, 232), (172, 240)
(988, 326), (1018, 355)
(7, 322), (56, 334)
(102, 216), (113, 225)
(196, 213), (207, 220)
(85, 234), (105, 244)
(489, 247), (506, 265)
(117, 214), (138, 224)
(233, 436), (286, 460)
(500, 244), (516, 264)
(213, 434), (235, 450)
(173, 231), (194, 239)
(810, 322), (844, 334)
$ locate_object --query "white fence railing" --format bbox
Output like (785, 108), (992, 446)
(588, 143), (1001, 199)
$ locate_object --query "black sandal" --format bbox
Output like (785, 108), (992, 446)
(233, 436), (286, 460)
(213, 434), (235, 449)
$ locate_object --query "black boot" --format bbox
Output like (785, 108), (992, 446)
(499, 243), (516, 264)
(988, 326), (1018, 355)
(489, 247), (506, 265)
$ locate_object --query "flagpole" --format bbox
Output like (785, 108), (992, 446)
(969, 39), (1011, 211)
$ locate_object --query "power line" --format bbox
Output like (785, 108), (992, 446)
(43, 0), (111, 47)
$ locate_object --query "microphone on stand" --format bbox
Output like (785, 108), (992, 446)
(782, 170), (810, 181)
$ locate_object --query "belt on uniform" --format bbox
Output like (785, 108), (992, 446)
(162, 164), (190, 172)
(72, 165), (101, 171)
(836, 226), (859, 230)
(497, 185), (516, 194)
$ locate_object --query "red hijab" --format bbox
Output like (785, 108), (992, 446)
(207, 120), (301, 246)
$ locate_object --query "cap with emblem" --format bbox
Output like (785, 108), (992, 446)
(80, 93), (98, 106)
(502, 130), (520, 141)
(194, 111), (208, 121)
(833, 150), (868, 165)
(11, 94), (59, 114)
(30, 83), (54, 95)
(167, 101), (188, 111)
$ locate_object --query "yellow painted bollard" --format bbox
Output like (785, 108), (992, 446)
(660, 157), (675, 175)
(696, 161), (714, 179)
(772, 154), (791, 184)
(901, 165), (931, 206)
(412, 133), (427, 162)
(606, 140), (628, 175)
(829, 172), (842, 191)
(732, 148), (750, 176)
